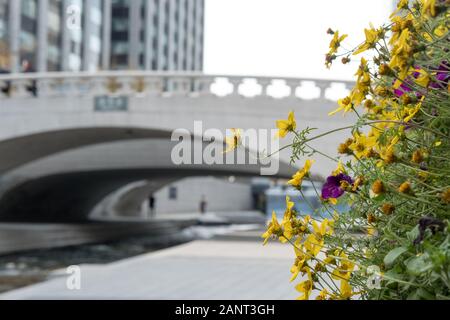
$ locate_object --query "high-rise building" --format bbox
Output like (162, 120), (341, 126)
(0, 0), (8, 69)
(0, 0), (204, 73)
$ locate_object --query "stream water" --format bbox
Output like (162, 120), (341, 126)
(0, 224), (259, 294)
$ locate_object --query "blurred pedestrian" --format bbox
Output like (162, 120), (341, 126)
(149, 194), (156, 218)
(199, 195), (207, 215)
(21, 60), (37, 96)
(0, 66), (11, 96)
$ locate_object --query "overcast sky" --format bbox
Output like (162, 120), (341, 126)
(203, 0), (393, 80)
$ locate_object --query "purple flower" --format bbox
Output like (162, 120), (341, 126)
(321, 173), (354, 199)
(394, 62), (449, 97)
(430, 61), (449, 90)
(393, 81), (413, 97)
(393, 67), (423, 98)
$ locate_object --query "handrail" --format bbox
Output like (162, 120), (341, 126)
(0, 71), (354, 100)
(0, 71), (353, 85)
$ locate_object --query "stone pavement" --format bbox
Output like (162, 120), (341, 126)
(0, 234), (302, 300)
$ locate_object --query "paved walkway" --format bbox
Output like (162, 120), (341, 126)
(0, 233), (300, 300)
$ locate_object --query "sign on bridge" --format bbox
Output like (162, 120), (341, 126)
(94, 96), (129, 112)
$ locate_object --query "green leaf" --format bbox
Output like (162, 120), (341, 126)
(384, 247), (408, 268)
(406, 290), (420, 300)
(417, 288), (435, 300)
(406, 254), (433, 276)
(406, 225), (420, 243)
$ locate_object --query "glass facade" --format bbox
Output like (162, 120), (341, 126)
(110, 0), (129, 69)
(66, 0), (82, 71)
(0, 0), (204, 72)
(20, 0), (38, 70)
(0, 0), (8, 70)
(47, 0), (62, 71)
(83, 0), (102, 71)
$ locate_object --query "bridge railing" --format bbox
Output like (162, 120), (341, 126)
(0, 71), (354, 101)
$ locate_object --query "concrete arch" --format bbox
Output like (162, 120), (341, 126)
(0, 168), (289, 222)
(0, 127), (171, 175)
(0, 134), (296, 222)
(90, 178), (179, 218)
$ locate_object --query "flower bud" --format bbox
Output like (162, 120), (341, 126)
(341, 57), (351, 64)
(371, 180), (385, 195)
(364, 99), (374, 109)
(412, 150), (424, 164)
(441, 188), (450, 204)
(381, 203), (395, 215)
(398, 181), (412, 194)
(378, 64), (392, 76)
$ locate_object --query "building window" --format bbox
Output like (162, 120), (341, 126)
(21, 0), (37, 19)
(168, 186), (177, 200)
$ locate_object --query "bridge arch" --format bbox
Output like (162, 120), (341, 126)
(0, 132), (296, 222)
(0, 127), (172, 175)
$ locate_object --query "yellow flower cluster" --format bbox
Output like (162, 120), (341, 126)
(264, 0), (449, 300)
(262, 192), (358, 300)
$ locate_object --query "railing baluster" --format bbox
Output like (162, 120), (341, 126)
(0, 72), (354, 101)
(316, 80), (331, 99)
(286, 80), (301, 99)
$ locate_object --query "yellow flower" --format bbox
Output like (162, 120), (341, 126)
(390, 0), (409, 17)
(354, 58), (370, 93)
(287, 159), (314, 188)
(329, 31), (348, 54)
(352, 176), (364, 192)
(413, 68), (430, 88)
(367, 226), (377, 236)
(353, 25), (383, 55)
(338, 138), (354, 154)
(316, 288), (329, 300)
(329, 95), (353, 116)
(331, 252), (355, 281)
(378, 146), (396, 165)
(223, 128), (241, 153)
(304, 234), (324, 257)
(295, 269), (313, 300)
(332, 160), (346, 176)
(261, 211), (282, 245)
(275, 111), (296, 138)
(389, 28), (412, 79)
(387, 127), (405, 150)
(348, 133), (377, 158)
(421, 0), (437, 17)
(404, 97), (424, 122)
(339, 280), (353, 299)
(290, 240), (308, 282)
(281, 196), (295, 242)
(327, 198), (338, 205)
(312, 218), (333, 239)
(284, 196), (294, 214)
(325, 30), (348, 68)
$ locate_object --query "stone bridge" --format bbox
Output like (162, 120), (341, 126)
(0, 71), (355, 222)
